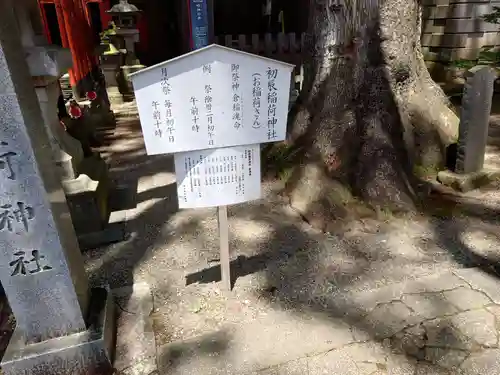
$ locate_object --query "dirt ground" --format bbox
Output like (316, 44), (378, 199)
(79, 95), (500, 374)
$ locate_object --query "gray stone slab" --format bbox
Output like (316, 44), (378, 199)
(275, 358), (308, 375)
(401, 292), (458, 320)
(423, 316), (475, 351)
(452, 269), (500, 304)
(460, 349), (500, 375)
(113, 282), (157, 375)
(0, 287), (115, 375)
(307, 343), (388, 375)
(307, 349), (360, 375)
(414, 363), (451, 375)
(64, 154), (111, 235)
(0, 0), (89, 343)
(437, 169), (500, 192)
(443, 286), (492, 311)
(402, 272), (468, 295)
(424, 347), (467, 369)
(455, 67), (496, 174)
(451, 310), (498, 348)
(77, 222), (128, 251)
(362, 301), (417, 339)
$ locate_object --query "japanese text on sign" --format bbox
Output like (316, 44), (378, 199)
(174, 144), (261, 209)
(0, 140), (53, 279)
(131, 45), (294, 155)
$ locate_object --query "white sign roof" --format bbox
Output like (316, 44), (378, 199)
(130, 44), (294, 155)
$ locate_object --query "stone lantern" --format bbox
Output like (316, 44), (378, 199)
(105, 0), (145, 101)
(106, 0), (142, 65)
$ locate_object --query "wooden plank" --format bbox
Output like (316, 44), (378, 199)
(421, 32), (499, 48)
(218, 206), (231, 291)
(423, 3), (496, 19)
(238, 34), (247, 51)
(251, 34), (260, 53)
(423, 18), (500, 34)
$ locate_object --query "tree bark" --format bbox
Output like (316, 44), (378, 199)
(285, 0), (459, 230)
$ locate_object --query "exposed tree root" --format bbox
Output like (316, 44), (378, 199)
(284, 0), (460, 230)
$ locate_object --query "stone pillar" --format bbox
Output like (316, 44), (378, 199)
(0, 1), (115, 374)
(34, 78), (84, 180)
(15, 0), (114, 240)
(16, 0), (84, 181)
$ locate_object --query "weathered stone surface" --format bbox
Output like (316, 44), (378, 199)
(387, 354), (416, 375)
(455, 66), (496, 174)
(414, 362), (451, 375)
(0, 0), (89, 343)
(451, 310), (498, 348)
(425, 347), (467, 369)
(392, 325), (427, 359)
(307, 347), (362, 375)
(351, 283), (404, 312)
(0, 3), (116, 374)
(460, 349), (500, 375)
(402, 293), (458, 320)
(443, 287), (492, 311)
(275, 358), (308, 375)
(362, 302), (417, 339)
(486, 305), (500, 332)
(114, 283), (156, 375)
(452, 269), (500, 304)
(1, 287), (115, 375)
(437, 169), (500, 192)
(402, 273), (468, 295)
(35, 81), (84, 181)
(424, 318), (473, 350)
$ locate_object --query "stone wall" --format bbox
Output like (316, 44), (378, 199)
(422, 0), (500, 82)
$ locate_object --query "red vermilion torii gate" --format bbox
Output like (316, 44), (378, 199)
(37, 0), (111, 96)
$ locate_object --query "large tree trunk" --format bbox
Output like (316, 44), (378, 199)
(285, 0), (459, 229)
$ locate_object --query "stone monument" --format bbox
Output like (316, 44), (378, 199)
(0, 0), (115, 374)
(438, 66), (498, 192)
(455, 66), (496, 174)
(105, 0), (146, 102)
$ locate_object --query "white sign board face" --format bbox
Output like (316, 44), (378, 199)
(130, 44), (294, 155)
(174, 144), (261, 209)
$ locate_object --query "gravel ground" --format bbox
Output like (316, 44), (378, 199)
(82, 101), (500, 373)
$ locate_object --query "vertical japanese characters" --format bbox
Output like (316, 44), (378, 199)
(0, 141), (51, 277)
(252, 73), (262, 129)
(152, 100), (161, 138)
(204, 64), (215, 146)
(161, 67), (176, 143)
(232, 64), (242, 129)
(190, 95), (200, 133)
(267, 67), (278, 140)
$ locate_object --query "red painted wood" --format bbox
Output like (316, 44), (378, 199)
(38, 0), (98, 88)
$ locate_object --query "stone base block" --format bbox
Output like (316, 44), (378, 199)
(0, 287), (116, 375)
(78, 222), (129, 251)
(63, 154), (111, 235)
(437, 169), (500, 192)
(107, 87), (124, 106)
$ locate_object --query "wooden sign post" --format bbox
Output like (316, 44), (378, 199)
(130, 44), (293, 290)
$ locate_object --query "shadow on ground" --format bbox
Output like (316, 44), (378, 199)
(86, 61), (500, 375)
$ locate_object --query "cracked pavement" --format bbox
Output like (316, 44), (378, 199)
(250, 269), (500, 375)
